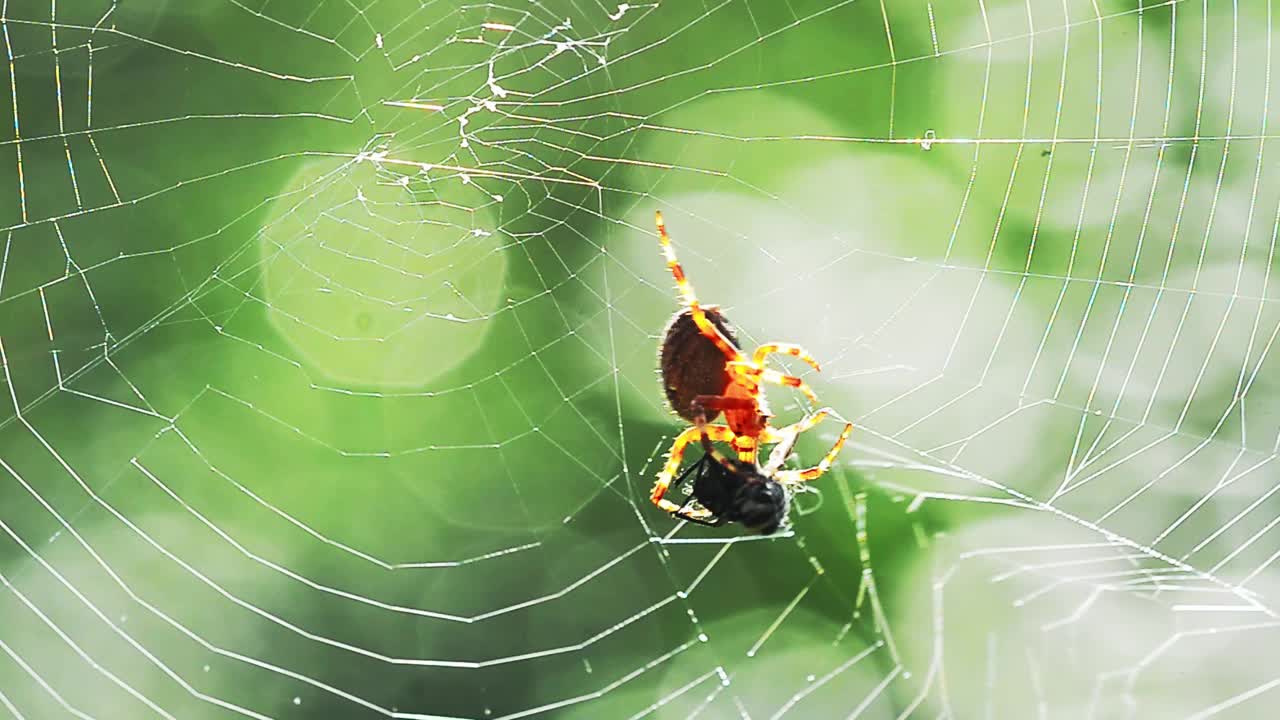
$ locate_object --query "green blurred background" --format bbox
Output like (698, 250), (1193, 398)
(2, 1), (1280, 718)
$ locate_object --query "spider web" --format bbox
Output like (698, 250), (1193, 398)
(0, 0), (1278, 717)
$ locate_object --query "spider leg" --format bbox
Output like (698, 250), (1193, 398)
(652, 423), (735, 516)
(727, 361), (818, 402)
(656, 211), (743, 362)
(761, 408), (833, 473)
(692, 394), (761, 463)
(694, 413), (739, 468)
(765, 407), (833, 439)
(675, 505), (728, 527)
(752, 343), (822, 373)
(776, 422), (854, 483)
(763, 429), (800, 475)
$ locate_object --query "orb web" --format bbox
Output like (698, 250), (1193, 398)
(0, 1), (1278, 718)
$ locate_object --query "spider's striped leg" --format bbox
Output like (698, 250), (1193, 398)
(655, 211), (742, 361)
(752, 343), (822, 373)
(693, 411), (741, 469)
(652, 423), (736, 516)
(776, 422), (854, 483)
(727, 361), (818, 402)
(760, 407), (834, 472)
(692, 394), (762, 463)
(765, 407), (833, 439)
(763, 430), (800, 474)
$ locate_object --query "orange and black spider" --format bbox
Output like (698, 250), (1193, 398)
(650, 211), (854, 534)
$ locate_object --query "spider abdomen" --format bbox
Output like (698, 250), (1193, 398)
(659, 306), (740, 422)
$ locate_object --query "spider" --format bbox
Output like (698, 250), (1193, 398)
(650, 211), (853, 533)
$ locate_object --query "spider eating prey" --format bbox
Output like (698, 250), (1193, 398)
(650, 211), (853, 534)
